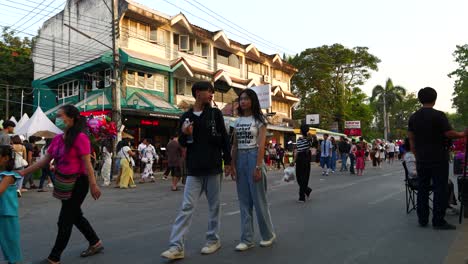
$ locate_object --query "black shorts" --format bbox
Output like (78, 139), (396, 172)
(167, 166), (181, 177)
(389, 152), (395, 158)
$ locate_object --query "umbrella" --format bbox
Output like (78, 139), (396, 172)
(122, 131), (134, 139)
(33, 130), (58, 139)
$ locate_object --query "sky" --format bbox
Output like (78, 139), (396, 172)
(2, 0), (467, 113)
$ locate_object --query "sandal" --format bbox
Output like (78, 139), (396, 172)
(80, 242), (104, 257)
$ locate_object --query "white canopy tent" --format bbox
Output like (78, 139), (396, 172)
(15, 107), (62, 137)
(9, 116), (18, 125)
(15, 113), (30, 130)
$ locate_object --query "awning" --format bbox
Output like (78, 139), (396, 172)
(267, 124), (295, 133)
(125, 92), (183, 117)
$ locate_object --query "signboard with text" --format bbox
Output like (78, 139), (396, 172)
(251, 85), (272, 109)
(345, 121), (361, 129)
(306, 114), (320, 125)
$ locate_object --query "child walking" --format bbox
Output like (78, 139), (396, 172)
(0, 145), (23, 264)
(355, 143), (366, 176)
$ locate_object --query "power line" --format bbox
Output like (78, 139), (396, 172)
(8, 0), (48, 29)
(0, 1), (112, 33)
(184, 0), (296, 55)
(12, 0), (58, 32)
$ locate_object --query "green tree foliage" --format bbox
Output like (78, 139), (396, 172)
(289, 44), (380, 131)
(448, 44), (468, 126)
(343, 88), (373, 139)
(370, 78), (406, 139)
(0, 27), (34, 119)
(389, 93), (420, 139)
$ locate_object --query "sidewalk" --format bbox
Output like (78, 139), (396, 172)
(445, 219), (468, 264)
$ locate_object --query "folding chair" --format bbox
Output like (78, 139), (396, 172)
(403, 161), (417, 214)
(403, 161), (432, 214)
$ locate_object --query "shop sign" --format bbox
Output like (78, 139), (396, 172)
(251, 85), (272, 109)
(345, 121), (361, 129)
(140, 120), (160, 126)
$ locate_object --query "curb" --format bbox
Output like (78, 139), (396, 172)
(445, 220), (468, 264)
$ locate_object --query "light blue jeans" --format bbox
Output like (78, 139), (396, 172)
(236, 148), (275, 245)
(169, 174), (222, 250)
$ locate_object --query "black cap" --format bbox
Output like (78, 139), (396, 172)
(191, 81), (214, 98)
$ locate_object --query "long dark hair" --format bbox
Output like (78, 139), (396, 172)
(0, 145), (15, 171)
(60, 105), (86, 151)
(237, 89), (266, 125)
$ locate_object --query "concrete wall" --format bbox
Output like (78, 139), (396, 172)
(33, 0), (113, 80)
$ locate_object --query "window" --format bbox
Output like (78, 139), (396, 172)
(201, 43), (209, 57)
(137, 23), (148, 39)
(129, 20), (138, 38)
(126, 70), (136, 86)
(179, 35), (189, 51)
(247, 60), (262, 74)
(57, 80), (79, 99)
(217, 49), (239, 67)
(126, 70), (166, 92)
(185, 81), (192, 96)
(137, 72), (145, 87)
(175, 78), (185, 95)
(150, 27), (167, 45)
(150, 26), (157, 42)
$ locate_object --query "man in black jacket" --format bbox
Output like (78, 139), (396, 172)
(338, 136), (349, 172)
(161, 82), (232, 260)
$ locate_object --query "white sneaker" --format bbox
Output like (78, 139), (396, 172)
(235, 242), (254, 251)
(260, 234), (276, 247)
(47, 183), (54, 188)
(161, 247), (184, 260)
(200, 241), (221, 254)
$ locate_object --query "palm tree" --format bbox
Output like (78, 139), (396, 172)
(370, 78), (406, 141)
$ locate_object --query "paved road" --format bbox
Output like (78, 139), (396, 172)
(18, 161), (460, 264)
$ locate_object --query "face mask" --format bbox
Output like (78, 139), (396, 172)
(56, 118), (66, 130)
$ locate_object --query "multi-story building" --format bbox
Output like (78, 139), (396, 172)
(32, 0), (299, 145)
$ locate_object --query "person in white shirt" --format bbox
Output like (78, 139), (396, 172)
(118, 140), (136, 189)
(139, 139), (158, 183)
(100, 141), (113, 187)
(138, 139), (148, 173)
(387, 140), (396, 164)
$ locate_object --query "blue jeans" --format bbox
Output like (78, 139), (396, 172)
(236, 148), (275, 244)
(320, 156), (330, 169)
(340, 153), (348, 171)
(169, 174), (222, 250)
(329, 151), (337, 171)
(39, 168), (55, 189)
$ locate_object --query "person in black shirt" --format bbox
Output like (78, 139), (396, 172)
(338, 136), (349, 171)
(161, 82), (232, 260)
(408, 87), (467, 230)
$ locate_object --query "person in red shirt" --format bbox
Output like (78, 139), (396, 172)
(355, 142), (366, 176)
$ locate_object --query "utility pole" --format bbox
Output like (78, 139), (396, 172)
(20, 90), (24, 117)
(5, 85), (9, 120)
(111, 0), (122, 139)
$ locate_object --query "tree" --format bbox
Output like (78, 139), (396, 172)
(448, 44), (468, 126)
(0, 27), (34, 120)
(289, 44), (380, 131)
(343, 88), (373, 139)
(388, 92), (419, 139)
(370, 78), (406, 141)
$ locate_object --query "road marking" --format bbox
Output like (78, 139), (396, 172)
(368, 190), (404, 205)
(225, 210), (240, 216)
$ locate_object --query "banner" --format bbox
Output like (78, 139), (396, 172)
(345, 121), (361, 129)
(251, 85), (272, 109)
(344, 128), (362, 136)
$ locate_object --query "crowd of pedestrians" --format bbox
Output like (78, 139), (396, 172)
(0, 84), (466, 264)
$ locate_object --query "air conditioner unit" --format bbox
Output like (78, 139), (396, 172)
(263, 75), (270, 83)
